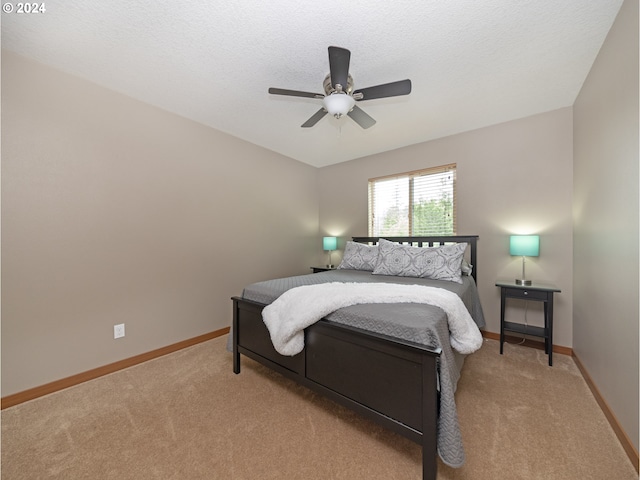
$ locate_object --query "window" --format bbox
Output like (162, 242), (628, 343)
(368, 164), (456, 236)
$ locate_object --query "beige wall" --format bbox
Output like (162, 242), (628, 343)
(319, 108), (574, 346)
(3, 6), (637, 459)
(573, 0), (639, 451)
(1, 51), (319, 396)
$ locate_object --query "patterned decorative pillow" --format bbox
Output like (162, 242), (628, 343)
(337, 241), (379, 271)
(372, 238), (467, 283)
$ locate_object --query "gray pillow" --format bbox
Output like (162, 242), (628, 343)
(337, 241), (379, 271)
(461, 259), (473, 276)
(372, 238), (467, 283)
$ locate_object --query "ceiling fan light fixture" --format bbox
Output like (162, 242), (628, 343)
(323, 93), (355, 118)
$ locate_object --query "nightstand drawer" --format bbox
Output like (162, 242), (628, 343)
(504, 288), (549, 301)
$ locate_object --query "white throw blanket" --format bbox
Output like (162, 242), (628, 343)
(262, 282), (483, 356)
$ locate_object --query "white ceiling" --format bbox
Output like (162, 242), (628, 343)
(2, 0), (623, 168)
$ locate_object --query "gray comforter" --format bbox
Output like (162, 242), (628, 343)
(238, 269), (485, 467)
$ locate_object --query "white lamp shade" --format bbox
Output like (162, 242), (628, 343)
(323, 93), (355, 117)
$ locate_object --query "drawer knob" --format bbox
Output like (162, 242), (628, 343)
(524, 291), (528, 295)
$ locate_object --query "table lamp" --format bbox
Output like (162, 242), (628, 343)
(509, 235), (539, 285)
(323, 236), (337, 268)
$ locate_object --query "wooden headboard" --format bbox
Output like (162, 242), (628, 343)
(351, 235), (479, 284)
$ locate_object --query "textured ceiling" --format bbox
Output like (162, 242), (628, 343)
(2, 0), (623, 167)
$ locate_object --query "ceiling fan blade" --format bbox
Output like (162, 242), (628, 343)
(353, 79), (412, 101)
(347, 105), (376, 129)
(328, 46), (351, 92)
(301, 108), (328, 128)
(269, 88), (324, 99)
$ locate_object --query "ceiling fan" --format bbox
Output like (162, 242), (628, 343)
(268, 46), (412, 129)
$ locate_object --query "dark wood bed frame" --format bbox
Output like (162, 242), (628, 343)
(232, 235), (479, 480)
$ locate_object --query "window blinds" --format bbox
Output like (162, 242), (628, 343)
(368, 164), (456, 236)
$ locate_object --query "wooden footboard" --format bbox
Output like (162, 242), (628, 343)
(232, 234), (478, 480)
(232, 296), (441, 480)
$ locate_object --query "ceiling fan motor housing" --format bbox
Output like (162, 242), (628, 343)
(323, 73), (354, 95)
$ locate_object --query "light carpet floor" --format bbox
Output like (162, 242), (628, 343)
(2, 336), (637, 479)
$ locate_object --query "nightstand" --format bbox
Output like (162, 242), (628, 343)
(495, 280), (561, 366)
(310, 266), (335, 273)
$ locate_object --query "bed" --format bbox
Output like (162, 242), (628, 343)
(231, 235), (484, 480)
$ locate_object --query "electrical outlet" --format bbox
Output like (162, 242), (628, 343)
(114, 323), (125, 339)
